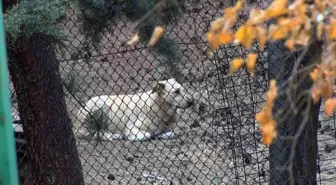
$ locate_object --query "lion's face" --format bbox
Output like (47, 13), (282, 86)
(153, 78), (194, 109)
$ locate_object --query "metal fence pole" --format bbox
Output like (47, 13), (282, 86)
(0, 1), (19, 184)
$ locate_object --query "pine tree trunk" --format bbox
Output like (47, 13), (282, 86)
(7, 33), (84, 185)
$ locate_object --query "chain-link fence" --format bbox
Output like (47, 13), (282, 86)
(9, 0), (336, 184)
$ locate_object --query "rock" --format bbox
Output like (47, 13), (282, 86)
(327, 170), (334, 175)
(190, 120), (200, 128)
(328, 130), (336, 138)
(107, 174), (115, 180)
(125, 155), (134, 163)
(324, 143), (336, 153)
(320, 124), (332, 134)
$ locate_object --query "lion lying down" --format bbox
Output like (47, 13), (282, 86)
(73, 78), (194, 141)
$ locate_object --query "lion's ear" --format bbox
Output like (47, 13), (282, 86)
(152, 83), (165, 94)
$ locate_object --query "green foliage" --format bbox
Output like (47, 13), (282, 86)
(84, 108), (110, 144)
(62, 72), (80, 94)
(4, 0), (74, 41)
(77, 0), (122, 44)
(77, 0), (185, 77)
(77, 0), (184, 44)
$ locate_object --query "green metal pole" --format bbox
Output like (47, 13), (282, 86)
(0, 1), (19, 185)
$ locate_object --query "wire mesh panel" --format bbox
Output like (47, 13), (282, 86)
(8, 0), (336, 185)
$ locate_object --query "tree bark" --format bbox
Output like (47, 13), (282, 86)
(7, 33), (84, 185)
(268, 38), (322, 185)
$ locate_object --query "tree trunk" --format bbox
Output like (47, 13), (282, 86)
(7, 33), (84, 185)
(268, 38), (322, 185)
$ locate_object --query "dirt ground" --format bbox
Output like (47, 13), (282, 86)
(11, 1), (336, 185)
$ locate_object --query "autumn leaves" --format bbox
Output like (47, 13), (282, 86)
(205, 0), (336, 145)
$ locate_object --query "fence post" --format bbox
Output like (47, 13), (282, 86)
(0, 1), (19, 185)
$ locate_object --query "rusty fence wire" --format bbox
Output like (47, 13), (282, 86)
(9, 0), (336, 184)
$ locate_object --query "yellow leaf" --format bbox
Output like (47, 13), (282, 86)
(210, 18), (225, 32)
(267, 24), (276, 40)
(148, 26), (165, 47)
(303, 16), (312, 31)
(206, 31), (220, 51)
(261, 121), (277, 145)
(256, 110), (271, 125)
(266, 79), (278, 107)
(268, 0), (288, 10)
(309, 68), (320, 82)
(126, 32), (140, 46)
(224, 15), (237, 30)
(263, 0), (288, 20)
(326, 18), (336, 42)
(256, 26), (267, 51)
(311, 84), (322, 104)
(291, 24), (302, 38)
(246, 53), (258, 77)
(235, 23), (256, 49)
(270, 25), (289, 40)
(285, 38), (295, 51)
(315, 0), (326, 11)
(323, 73), (334, 99)
(278, 17), (302, 30)
(317, 22), (323, 41)
(295, 30), (310, 46)
(295, 3), (308, 17)
(219, 29), (234, 45)
(223, 6), (238, 30)
(250, 8), (265, 24)
(325, 98), (336, 117)
(288, 0), (305, 12)
(324, 83), (334, 100)
(228, 58), (244, 75)
(224, 7), (237, 18)
(234, 0), (244, 11)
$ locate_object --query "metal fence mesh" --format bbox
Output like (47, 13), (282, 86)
(9, 0), (336, 184)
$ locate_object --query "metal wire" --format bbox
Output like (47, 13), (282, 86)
(9, 0), (336, 185)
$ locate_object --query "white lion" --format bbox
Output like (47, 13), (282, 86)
(73, 78), (194, 141)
